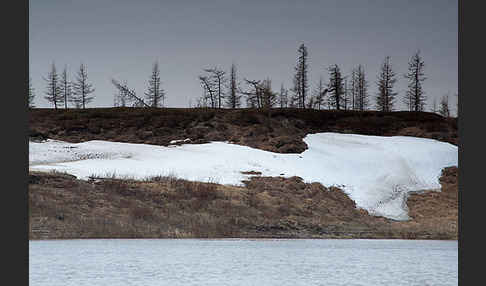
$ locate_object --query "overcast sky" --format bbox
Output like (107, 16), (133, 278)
(29, 0), (458, 113)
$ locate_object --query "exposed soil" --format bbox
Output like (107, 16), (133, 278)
(29, 108), (458, 153)
(28, 167), (458, 240)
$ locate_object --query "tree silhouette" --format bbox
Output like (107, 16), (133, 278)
(28, 76), (35, 108)
(327, 64), (344, 110)
(203, 67), (226, 108)
(225, 63), (241, 108)
(356, 65), (369, 111)
(60, 66), (72, 109)
(144, 61), (165, 108)
(376, 56), (398, 112)
(439, 94), (450, 117)
(313, 76), (327, 110)
(292, 43), (309, 108)
(111, 78), (149, 107)
(43, 62), (63, 109)
(278, 83), (288, 108)
(242, 79), (262, 108)
(404, 50), (426, 111)
(198, 75), (217, 108)
(72, 63), (95, 109)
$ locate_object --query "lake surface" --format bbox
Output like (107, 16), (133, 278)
(29, 239), (457, 286)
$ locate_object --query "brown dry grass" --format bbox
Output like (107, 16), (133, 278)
(29, 167), (458, 240)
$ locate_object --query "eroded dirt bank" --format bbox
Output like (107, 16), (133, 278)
(29, 108), (458, 153)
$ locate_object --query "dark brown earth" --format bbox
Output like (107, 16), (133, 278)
(29, 108), (458, 153)
(28, 167), (458, 240)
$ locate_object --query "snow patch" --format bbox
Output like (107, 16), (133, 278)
(29, 133), (458, 221)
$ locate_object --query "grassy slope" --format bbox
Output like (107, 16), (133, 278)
(28, 167), (458, 240)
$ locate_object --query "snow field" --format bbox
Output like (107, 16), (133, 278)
(29, 133), (458, 220)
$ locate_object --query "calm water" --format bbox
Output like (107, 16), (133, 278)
(29, 239), (457, 286)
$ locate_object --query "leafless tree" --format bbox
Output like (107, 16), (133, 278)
(261, 78), (277, 109)
(356, 65), (369, 111)
(242, 79), (263, 108)
(225, 63), (241, 108)
(60, 66), (72, 109)
(404, 50), (426, 111)
(350, 68), (359, 110)
(313, 76), (327, 110)
(113, 80), (129, 107)
(198, 75), (217, 108)
(439, 94), (450, 117)
(343, 77), (350, 110)
(111, 78), (149, 107)
(292, 43), (309, 108)
(202, 67), (226, 108)
(72, 63), (95, 109)
(278, 83), (288, 108)
(145, 61), (165, 108)
(28, 76), (35, 108)
(43, 62), (63, 109)
(376, 56), (398, 112)
(327, 64), (344, 110)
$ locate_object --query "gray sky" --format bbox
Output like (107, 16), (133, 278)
(29, 0), (457, 113)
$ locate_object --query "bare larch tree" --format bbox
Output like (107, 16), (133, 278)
(439, 94), (450, 117)
(28, 76), (35, 108)
(343, 77), (349, 110)
(292, 43), (309, 108)
(145, 61), (165, 108)
(225, 63), (241, 108)
(261, 78), (277, 109)
(404, 50), (426, 111)
(60, 66), (72, 109)
(313, 76), (327, 110)
(111, 78), (149, 107)
(72, 63), (95, 109)
(356, 65), (369, 111)
(113, 79), (130, 107)
(278, 83), (288, 108)
(350, 68), (359, 110)
(376, 56), (398, 112)
(327, 64), (344, 110)
(243, 79), (262, 108)
(198, 75), (217, 108)
(204, 67), (226, 108)
(43, 62), (63, 109)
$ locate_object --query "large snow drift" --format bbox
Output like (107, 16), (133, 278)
(29, 133), (458, 220)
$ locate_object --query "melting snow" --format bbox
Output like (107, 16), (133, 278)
(29, 133), (458, 221)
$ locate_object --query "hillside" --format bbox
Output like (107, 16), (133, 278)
(28, 108), (458, 240)
(29, 108), (458, 153)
